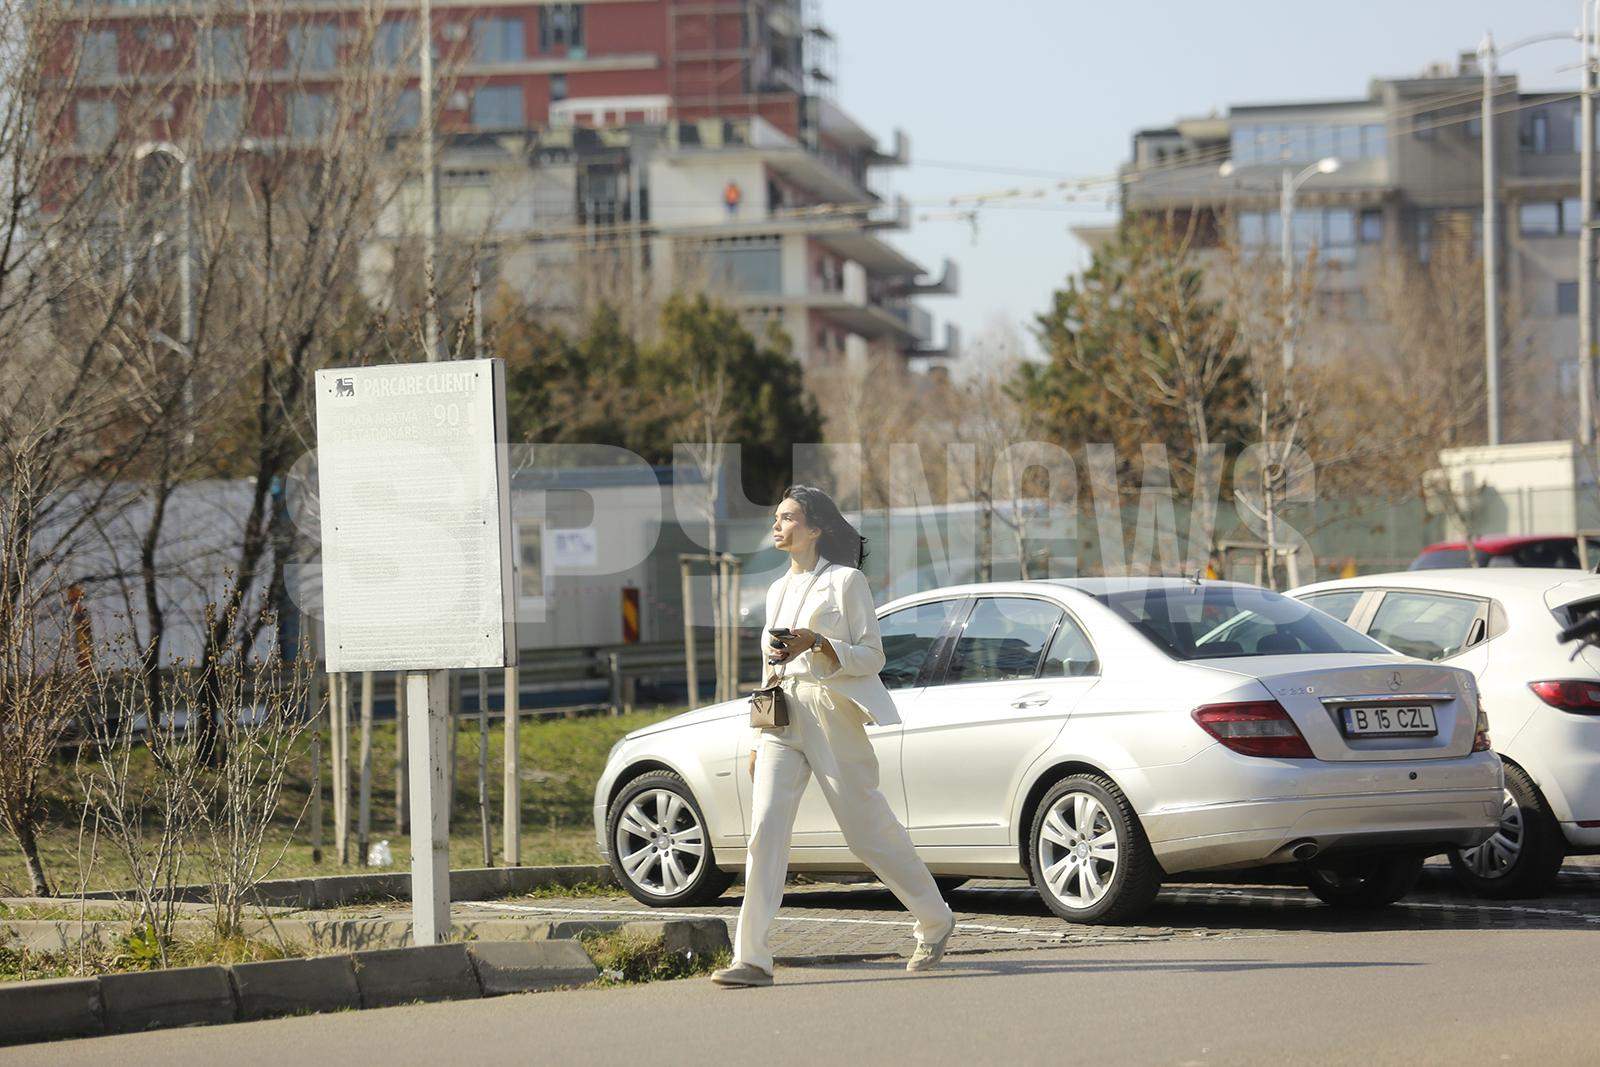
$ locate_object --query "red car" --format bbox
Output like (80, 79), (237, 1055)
(1409, 534), (1600, 571)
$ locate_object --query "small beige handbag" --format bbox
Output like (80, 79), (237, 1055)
(748, 561), (831, 729)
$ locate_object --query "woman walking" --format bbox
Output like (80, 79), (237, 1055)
(711, 485), (955, 987)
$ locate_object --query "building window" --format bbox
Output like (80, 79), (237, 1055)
(1237, 208), (1359, 253)
(288, 23), (338, 72)
(1229, 119), (1387, 166)
(1336, 124), (1361, 160)
(288, 92), (332, 139)
(1519, 201), (1561, 236)
(203, 94), (244, 146)
(1558, 281), (1580, 315)
(200, 25), (248, 80)
(539, 4), (584, 51)
(1238, 212), (1266, 246)
(471, 84), (523, 129)
(389, 88), (420, 132)
(550, 73), (567, 102)
(1324, 207), (1356, 246)
(75, 99), (117, 150)
(1517, 199), (1589, 237)
(1525, 110), (1551, 154)
(79, 30), (118, 79)
(376, 18), (417, 69)
(703, 236), (782, 294)
(1358, 208), (1383, 244)
(473, 17), (524, 64)
(1361, 123), (1387, 159)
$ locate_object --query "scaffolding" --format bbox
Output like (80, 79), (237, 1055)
(803, 0), (835, 101)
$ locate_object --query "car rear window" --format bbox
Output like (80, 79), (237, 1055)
(1094, 585), (1391, 661)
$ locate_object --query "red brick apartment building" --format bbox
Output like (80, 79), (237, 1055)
(58, 0), (956, 365)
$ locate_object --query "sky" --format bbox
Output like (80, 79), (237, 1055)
(822, 0), (1586, 370)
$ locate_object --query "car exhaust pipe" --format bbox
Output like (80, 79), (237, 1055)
(1289, 839), (1320, 862)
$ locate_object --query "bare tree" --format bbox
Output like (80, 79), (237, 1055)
(80, 657), (205, 963)
(185, 611), (316, 938)
(806, 349), (947, 510)
(0, 462), (95, 896)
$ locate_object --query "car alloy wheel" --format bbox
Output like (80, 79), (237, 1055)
(614, 786), (707, 897)
(1457, 787), (1523, 879)
(1037, 790), (1120, 910)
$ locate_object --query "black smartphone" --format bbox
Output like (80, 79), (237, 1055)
(768, 627), (794, 639)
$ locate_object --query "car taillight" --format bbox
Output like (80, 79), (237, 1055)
(1192, 700), (1314, 759)
(1529, 680), (1600, 714)
(1472, 698), (1492, 752)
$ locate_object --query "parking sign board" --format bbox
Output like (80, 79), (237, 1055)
(314, 359), (516, 673)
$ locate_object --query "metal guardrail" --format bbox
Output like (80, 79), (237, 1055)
(447, 639), (764, 717)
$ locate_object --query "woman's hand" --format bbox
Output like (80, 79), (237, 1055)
(767, 628), (813, 664)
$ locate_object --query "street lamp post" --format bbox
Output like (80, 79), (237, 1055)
(134, 141), (195, 441)
(1581, 2), (1599, 448)
(1220, 155), (1341, 371)
(1477, 28), (1580, 447)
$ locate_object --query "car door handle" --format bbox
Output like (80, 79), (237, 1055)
(1010, 694), (1052, 709)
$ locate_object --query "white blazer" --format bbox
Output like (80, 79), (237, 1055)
(764, 556), (901, 727)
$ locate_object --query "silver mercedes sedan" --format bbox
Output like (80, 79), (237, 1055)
(594, 578), (1503, 924)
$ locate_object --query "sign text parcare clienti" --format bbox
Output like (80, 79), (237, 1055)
(314, 359), (516, 673)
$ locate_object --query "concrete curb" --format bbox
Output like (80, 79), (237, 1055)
(468, 941), (598, 996)
(79, 863), (616, 910)
(100, 965), (236, 1034)
(0, 917), (712, 1047)
(352, 944), (479, 1008)
(0, 977), (103, 1046)
(2, 915), (685, 954)
(231, 955), (360, 1021)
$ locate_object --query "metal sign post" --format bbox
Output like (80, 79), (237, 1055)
(315, 358), (516, 945)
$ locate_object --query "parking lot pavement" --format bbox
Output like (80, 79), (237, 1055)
(461, 858), (1600, 963)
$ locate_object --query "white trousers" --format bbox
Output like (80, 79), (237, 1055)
(732, 677), (954, 972)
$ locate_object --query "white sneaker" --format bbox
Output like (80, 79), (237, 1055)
(906, 921), (955, 972)
(711, 961), (774, 987)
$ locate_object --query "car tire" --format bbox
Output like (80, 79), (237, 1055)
(1305, 853), (1423, 909)
(606, 770), (735, 907)
(1446, 762), (1566, 899)
(1028, 773), (1162, 924)
(933, 877), (969, 896)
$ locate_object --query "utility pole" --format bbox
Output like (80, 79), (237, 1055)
(1582, 3), (1598, 447)
(420, 0), (443, 361)
(1480, 32), (1503, 447)
(408, 0), (452, 945)
(1279, 168), (1295, 372)
(1478, 27), (1583, 445)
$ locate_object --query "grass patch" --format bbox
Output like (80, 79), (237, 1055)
(0, 928), (299, 983)
(579, 928), (729, 985)
(0, 706), (683, 895)
(515, 880), (616, 900)
(0, 900), (128, 922)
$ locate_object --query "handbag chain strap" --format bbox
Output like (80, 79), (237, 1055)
(769, 560), (831, 681)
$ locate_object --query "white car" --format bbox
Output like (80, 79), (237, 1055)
(1289, 568), (1600, 897)
(595, 578), (1502, 924)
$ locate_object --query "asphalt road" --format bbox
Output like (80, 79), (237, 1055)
(11, 926), (1598, 1067)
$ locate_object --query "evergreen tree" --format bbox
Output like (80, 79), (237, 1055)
(1017, 216), (1256, 491)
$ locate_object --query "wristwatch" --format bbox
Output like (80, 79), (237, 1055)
(807, 631), (824, 652)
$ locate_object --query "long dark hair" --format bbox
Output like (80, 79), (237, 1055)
(783, 484), (868, 568)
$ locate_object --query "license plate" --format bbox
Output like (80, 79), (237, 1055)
(1340, 704), (1437, 738)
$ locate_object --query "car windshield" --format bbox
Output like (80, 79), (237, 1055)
(1093, 585), (1391, 660)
